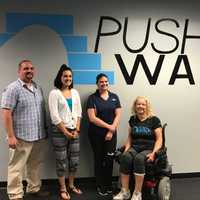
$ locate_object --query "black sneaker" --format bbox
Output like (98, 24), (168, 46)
(97, 187), (108, 196)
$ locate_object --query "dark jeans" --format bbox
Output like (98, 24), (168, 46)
(89, 131), (116, 189)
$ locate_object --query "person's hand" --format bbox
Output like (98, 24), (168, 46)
(64, 131), (74, 139)
(146, 152), (155, 162)
(124, 145), (130, 152)
(105, 131), (113, 141)
(108, 124), (116, 133)
(8, 135), (18, 149)
(72, 130), (79, 139)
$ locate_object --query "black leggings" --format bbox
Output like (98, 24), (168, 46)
(89, 131), (116, 188)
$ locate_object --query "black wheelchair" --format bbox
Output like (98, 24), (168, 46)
(114, 123), (172, 200)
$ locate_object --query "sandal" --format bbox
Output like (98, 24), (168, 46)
(68, 186), (82, 195)
(60, 189), (70, 200)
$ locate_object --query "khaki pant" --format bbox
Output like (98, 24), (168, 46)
(7, 139), (45, 200)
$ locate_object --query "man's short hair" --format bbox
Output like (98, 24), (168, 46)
(18, 59), (32, 69)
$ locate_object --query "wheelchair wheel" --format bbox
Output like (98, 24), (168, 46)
(158, 176), (171, 200)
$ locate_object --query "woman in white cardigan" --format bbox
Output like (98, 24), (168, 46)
(48, 64), (82, 200)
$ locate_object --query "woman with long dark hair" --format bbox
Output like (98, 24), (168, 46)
(49, 64), (82, 200)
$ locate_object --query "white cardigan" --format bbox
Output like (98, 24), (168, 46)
(48, 88), (82, 129)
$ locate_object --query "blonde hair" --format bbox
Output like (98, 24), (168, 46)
(132, 96), (153, 117)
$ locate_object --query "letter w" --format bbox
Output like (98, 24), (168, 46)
(115, 54), (164, 84)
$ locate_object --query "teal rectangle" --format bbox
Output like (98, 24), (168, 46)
(61, 35), (87, 52)
(68, 53), (101, 70)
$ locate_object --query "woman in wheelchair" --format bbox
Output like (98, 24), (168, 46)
(113, 96), (162, 200)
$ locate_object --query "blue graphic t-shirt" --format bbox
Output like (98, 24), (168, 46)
(129, 115), (162, 151)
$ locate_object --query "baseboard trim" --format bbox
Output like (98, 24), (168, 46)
(172, 172), (200, 178)
(1, 173), (200, 188)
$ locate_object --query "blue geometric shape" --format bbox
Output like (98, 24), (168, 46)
(6, 13), (74, 34)
(68, 53), (101, 70)
(0, 12), (116, 85)
(73, 70), (114, 84)
(0, 33), (14, 46)
(61, 35), (87, 52)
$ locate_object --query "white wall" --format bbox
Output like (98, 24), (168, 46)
(0, 0), (200, 181)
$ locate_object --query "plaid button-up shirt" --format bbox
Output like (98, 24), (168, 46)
(1, 79), (47, 141)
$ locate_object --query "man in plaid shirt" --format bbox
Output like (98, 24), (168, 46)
(1, 60), (48, 200)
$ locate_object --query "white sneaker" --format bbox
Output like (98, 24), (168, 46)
(113, 188), (131, 200)
(131, 192), (142, 200)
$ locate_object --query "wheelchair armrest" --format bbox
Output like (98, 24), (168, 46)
(145, 147), (168, 177)
(155, 147), (167, 158)
(154, 147), (168, 168)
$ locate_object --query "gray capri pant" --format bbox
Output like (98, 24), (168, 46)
(119, 147), (151, 175)
(51, 126), (80, 177)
